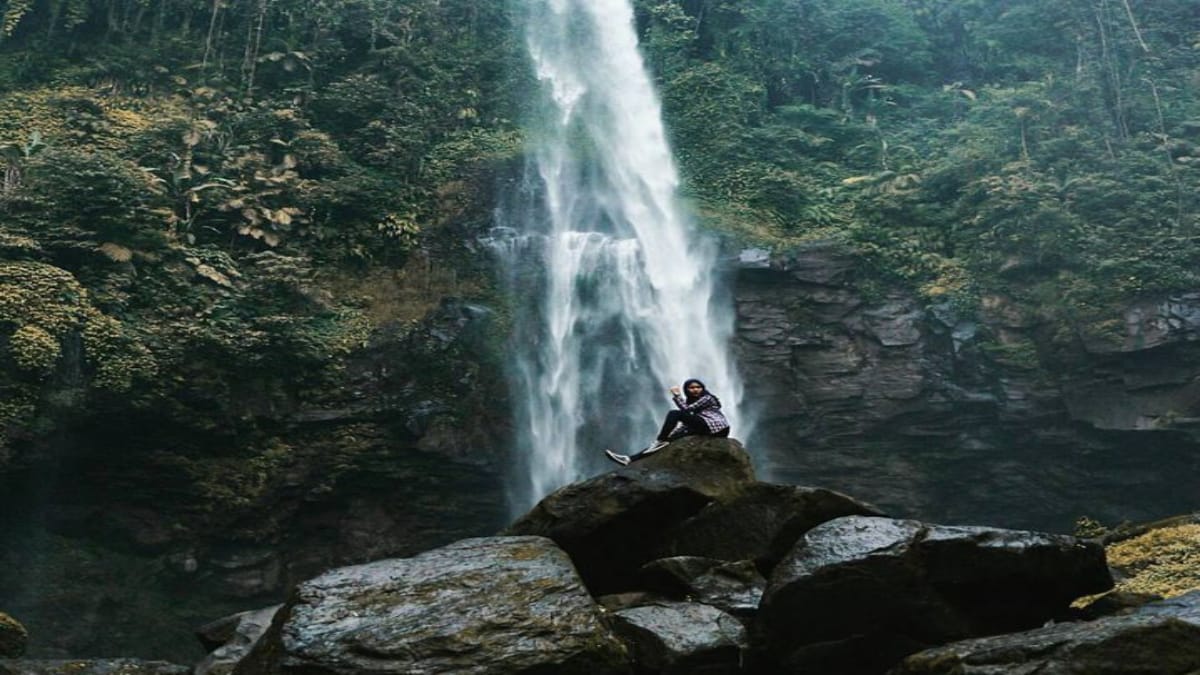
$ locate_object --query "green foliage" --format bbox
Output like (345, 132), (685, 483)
(634, 0), (1200, 326)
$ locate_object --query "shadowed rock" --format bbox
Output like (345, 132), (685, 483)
(639, 557), (765, 618)
(759, 516), (1113, 674)
(655, 483), (882, 571)
(238, 536), (627, 675)
(608, 601), (747, 675)
(195, 605), (281, 675)
(505, 437), (756, 594)
(891, 591), (1200, 674)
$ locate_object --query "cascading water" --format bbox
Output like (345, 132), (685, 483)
(492, 0), (745, 512)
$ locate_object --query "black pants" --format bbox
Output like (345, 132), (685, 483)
(657, 409), (730, 441)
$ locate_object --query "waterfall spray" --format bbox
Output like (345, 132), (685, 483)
(493, 0), (744, 512)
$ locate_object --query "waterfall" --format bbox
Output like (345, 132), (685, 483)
(492, 0), (744, 512)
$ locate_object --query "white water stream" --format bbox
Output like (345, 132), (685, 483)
(494, 0), (744, 512)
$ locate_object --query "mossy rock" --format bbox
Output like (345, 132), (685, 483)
(0, 611), (28, 658)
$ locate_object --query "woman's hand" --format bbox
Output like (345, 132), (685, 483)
(669, 386), (682, 396)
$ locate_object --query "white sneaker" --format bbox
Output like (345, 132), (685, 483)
(604, 449), (631, 466)
(642, 440), (669, 455)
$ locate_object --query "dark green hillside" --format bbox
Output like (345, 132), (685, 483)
(638, 0), (1200, 331)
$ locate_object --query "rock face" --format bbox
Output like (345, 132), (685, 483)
(892, 591), (1200, 674)
(249, 536), (627, 675)
(734, 245), (1200, 530)
(758, 516), (1113, 674)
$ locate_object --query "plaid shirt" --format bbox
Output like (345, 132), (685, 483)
(672, 392), (729, 433)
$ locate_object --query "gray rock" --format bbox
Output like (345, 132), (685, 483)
(759, 516), (1112, 675)
(640, 557), (765, 618)
(656, 483), (883, 570)
(265, 536), (627, 675)
(195, 605), (281, 675)
(0, 661), (189, 675)
(891, 591), (1200, 674)
(506, 436), (756, 594)
(609, 601), (747, 675)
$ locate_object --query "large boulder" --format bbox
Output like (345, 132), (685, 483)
(654, 483), (882, 570)
(758, 516), (1112, 674)
(0, 614), (26, 659)
(242, 536), (627, 675)
(506, 437), (756, 593)
(0, 661), (188, 675)
(608, 601), (747, 675)
(891, 591), (1200, 674)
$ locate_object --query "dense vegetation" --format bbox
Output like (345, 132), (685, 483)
(0, 0), (1194, 500)
(638, 0), (1200, 327)
(0, 0), (524, 464)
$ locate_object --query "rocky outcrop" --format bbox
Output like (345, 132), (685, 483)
(758, 515), (1113, 674)
(0, 614), (26, 659)
(891, 591), (1200, 674)
(242, 536), (627, 675)
(734, 244), (1200, 530)
(171, 439), (1151, 675)
(505, 436), (757, 594)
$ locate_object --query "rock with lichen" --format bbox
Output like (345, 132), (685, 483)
(236, 536), (627, 675)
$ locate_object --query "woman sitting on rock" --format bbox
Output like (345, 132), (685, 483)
(605, 378), (730, 466)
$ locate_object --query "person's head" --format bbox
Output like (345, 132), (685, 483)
(682, 378), (707, 401)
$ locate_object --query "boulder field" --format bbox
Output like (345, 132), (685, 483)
(6, 436), (1200, 674)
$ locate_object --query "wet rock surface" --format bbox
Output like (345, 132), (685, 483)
(639, 558), (765, 618)
(758, 515), (1113, 674)
(891, 591), (1200, 674)
(505, 437), (756, 594)
(608, 601), (747, 675)
(252, 536), (627, 675)
(654, 483), (882, 569)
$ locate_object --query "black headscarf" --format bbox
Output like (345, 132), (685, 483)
(683, 378), (721, 406)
